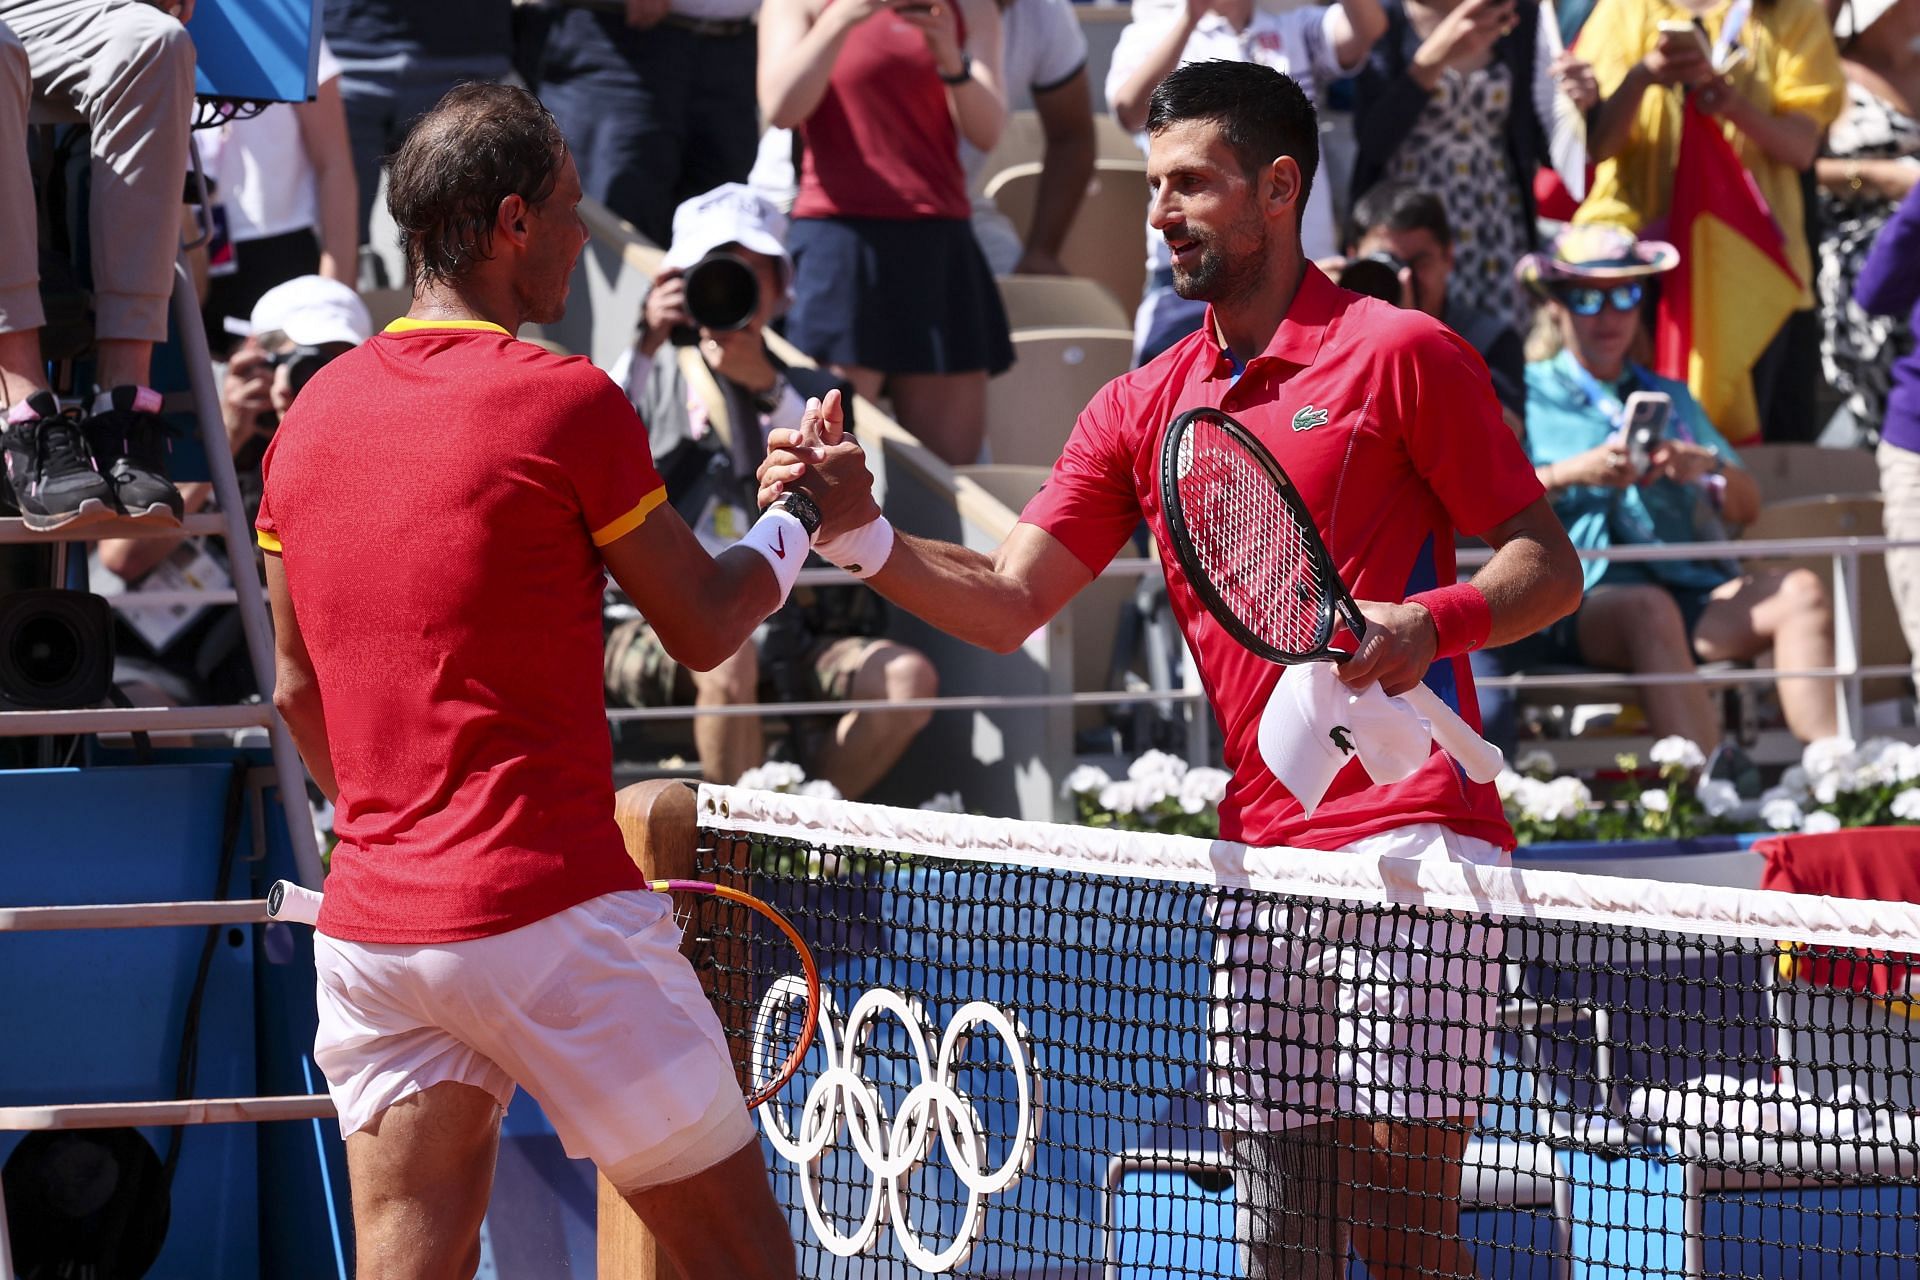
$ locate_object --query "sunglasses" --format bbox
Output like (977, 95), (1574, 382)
(1554, 282), (1644, 316)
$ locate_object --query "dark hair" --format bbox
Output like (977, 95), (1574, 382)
(1144, 60), (1319, 215)
(1346, 182), (1452, 252)
(387, 83), (568, 288)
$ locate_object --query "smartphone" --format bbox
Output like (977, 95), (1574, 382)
(1620, 391), (1672, 477)
(1656, 17), (1713, 61)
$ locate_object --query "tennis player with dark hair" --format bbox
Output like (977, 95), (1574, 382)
(256, 83), (866, 1280)
(762, 59), (1582, 1279)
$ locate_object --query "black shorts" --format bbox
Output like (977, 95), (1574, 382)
(784, 215), (1014, 376)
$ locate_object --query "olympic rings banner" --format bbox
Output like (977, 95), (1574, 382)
(752, 979), (1044, 1273)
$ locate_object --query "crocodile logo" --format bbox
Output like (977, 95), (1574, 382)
(1292, 405), (1330, 432)
(1329, 725), (1355, 755)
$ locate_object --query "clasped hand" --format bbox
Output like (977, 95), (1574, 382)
(757, 388), (883, 540)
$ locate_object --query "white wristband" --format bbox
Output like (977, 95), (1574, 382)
(738, 507), (812, 604)
(814, 515), (895, 580)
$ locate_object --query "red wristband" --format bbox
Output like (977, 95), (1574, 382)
(1409, 583), (1492, 659)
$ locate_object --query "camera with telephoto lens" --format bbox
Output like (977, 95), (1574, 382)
(264, 344), (337, 400)
(669, 251), (761, 347)
(1338, 252), (1410, 306)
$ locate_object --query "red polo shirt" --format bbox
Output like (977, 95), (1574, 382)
(1021, 266), (1541, 851)
(257, 319), (662, 943)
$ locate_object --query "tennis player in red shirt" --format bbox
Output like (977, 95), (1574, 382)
(257, 85), (858, 1280)
(764, 61), (1583, 1280)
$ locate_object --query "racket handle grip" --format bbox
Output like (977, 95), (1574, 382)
(267, 879), (323, 927)
(1399, 684), (1506, 784)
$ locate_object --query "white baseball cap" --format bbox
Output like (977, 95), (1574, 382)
(1257, 663), (1436, 814)
(247, 275), (372, 348)
(661, 183), (790, 273)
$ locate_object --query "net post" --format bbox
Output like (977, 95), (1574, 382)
(597, 779), (699, 1280)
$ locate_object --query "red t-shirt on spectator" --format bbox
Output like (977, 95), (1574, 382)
(257, 318), (663, 944)
(1021, 267), (1541, 852)
(792, 6), (970, 221)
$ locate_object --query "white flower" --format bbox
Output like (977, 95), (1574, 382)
(1894, 746), (1920, 784)
(919, 791), (964, 813)
(1127, 750), (1189, 785)
(1892, 789), (1920, 822)
(1177, 767), (1231, 814)
(796, 779), (843, 801)
(1650, 737), (1706, 771)
(735, 761), (807, 792)
(1514, 748), (1558, 777)
(1814, 774), (1843, 806)
(1778, 765), (1812, 799)
(1697, 778), (1740, 818)
(1518, 775), (1591, 824)
(1098, 780), (1146, 814)
(1761, 797), (1805, 831)
(1801, 810), (1843, 835)
(1639, 789), (1672, 814)
(1495, 769), (1524, 802)
(1061, 764), (1113, 798)
(1802, 737), (1860, 782)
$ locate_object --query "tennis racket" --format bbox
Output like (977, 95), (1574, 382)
(266, 877), (821, 1110)
(1158, 406), (1504, 783)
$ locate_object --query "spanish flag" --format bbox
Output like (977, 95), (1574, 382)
(1652, 100), (1802, 443)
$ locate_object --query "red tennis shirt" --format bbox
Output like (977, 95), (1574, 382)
(1021, 266), (1542, 852)
(256, 319), (662, 943)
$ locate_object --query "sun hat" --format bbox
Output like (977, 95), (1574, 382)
(1514, 224), (1680, 296)
(662, 183), (790, 273)
(247, 275), (372, 347)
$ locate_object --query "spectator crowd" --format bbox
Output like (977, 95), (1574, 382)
(2, 0), (1917, 796)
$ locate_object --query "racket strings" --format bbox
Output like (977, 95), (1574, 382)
(1176, 421), (1333, 656)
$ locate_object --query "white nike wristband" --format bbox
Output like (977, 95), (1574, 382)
(738, 505), (812, 604)
(814, 515), (895, 580)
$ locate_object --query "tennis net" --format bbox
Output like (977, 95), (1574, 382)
(685, 784), (1920, 1279)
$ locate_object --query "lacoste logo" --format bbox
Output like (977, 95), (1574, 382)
(1329, 725), (1355, 755)
(1292, 405), (1330, 432)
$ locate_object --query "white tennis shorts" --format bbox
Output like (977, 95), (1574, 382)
(1209, 822), (1508, 1133)
(312, 889), (756, 1194)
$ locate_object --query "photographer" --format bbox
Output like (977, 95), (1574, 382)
(95, 276), (370, 706)
(1477, 227), (1834, 750)
(1340, 181), (1527, 427)
(606, 185), (937, 798)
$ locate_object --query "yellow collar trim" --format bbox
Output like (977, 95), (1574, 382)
(384, 317), (512, 336)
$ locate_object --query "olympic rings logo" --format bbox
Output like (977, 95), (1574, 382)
(751, 979), (1043, 1273)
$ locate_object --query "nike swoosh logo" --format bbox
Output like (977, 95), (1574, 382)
(773, 528), (786, 558)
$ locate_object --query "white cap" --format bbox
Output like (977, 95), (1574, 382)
(1835, 0), (1898, 39)
(1256, 663), (1436, 814)
(661, 182), (790, 273)
(248, 275), (372, 348)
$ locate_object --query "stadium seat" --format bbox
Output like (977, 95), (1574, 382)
(985, 328), (1132, 467)
(985, 159), (1149, 313)
(998, 274), (1132, 333)
(1740, 496), (1911, 702)
(974, 110), (1145, 197)
(1736, 443), (1880, 509)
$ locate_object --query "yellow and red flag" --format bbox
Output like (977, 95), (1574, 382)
(1652, 100), (1802, 443)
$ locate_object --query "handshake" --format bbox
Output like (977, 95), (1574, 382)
(756, 388), (897, 579)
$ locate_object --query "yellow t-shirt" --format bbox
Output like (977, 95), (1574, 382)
(1574, 0), (1844, 307)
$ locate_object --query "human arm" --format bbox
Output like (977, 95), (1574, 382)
(1854, 183), (1920, 317)
(897, 0), (1008, 151)
(1585, 11), (1713, 162)
(599, 507), (787, 672)
(1815, 157), (1920, 204)
(1406, 0), (1514, 91)
(1017, 67), (1096, 275)
(1110, 6), (1204, 134)
(1340, 497), (1583, 694)
(1328, 0), (1390, 71)
(294, 74), (359, 287)
(759, 0), (894, 128)
(1697, 79), (1823, 169)
(265, 552), (337, 803)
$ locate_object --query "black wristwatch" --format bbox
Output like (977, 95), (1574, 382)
(941, 52), (973, 85)
(771, 489), (822, 538)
